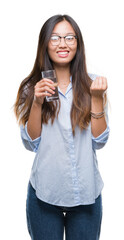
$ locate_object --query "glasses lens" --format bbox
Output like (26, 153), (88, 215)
(50, 36), (59, 45)
(65, 35), (75, 45)
(50, 35), (77, 45)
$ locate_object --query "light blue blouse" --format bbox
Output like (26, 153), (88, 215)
(20, 73), (110, 207)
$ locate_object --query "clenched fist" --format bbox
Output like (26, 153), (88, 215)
(90, 76), (108, 98)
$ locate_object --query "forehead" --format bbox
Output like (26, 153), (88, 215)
(52, 20), (75, 35)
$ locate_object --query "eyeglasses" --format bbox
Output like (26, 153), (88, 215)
(50, 35), (77, 46)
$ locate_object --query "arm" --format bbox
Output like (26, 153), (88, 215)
(27, 78), (55, 140)
(20, 78), (56, 152)
(27, 100), (42, 140)
(20, 123), (41, 152)
(91, 96), (107, 138)
(90, 76), (108, 138)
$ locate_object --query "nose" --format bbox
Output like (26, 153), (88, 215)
(59, 37), (67, 47)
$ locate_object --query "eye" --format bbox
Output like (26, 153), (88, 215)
(50, 36), (59, 41)
(65, 35), (74, 41)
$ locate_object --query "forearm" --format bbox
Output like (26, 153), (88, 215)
(27, 101), (42, 140)
(91, 96), (107, 138)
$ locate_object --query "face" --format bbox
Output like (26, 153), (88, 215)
(47, 20), (77, 67)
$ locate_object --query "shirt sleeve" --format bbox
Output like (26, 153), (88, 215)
(91, 100), (110, 150)
(20, 122), (41, 152)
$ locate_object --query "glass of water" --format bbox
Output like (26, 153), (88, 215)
(41, 70), (59, 102)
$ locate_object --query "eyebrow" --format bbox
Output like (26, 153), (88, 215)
(51, 32), (75, 35)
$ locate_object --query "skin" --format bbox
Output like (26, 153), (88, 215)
(47, 21), (77, 68)
(27, 20), (108, 139)
(90, 76), (107, 137)
(34, 20), (78, 105)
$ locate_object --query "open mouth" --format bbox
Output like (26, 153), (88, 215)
(57, 51), (69, 57)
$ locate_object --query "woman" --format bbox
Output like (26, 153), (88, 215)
(14, 14), (110, 240)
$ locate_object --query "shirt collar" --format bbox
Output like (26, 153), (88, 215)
(58, 76), (72, 96)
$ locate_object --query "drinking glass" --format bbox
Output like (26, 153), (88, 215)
(41, 70), (59, 102)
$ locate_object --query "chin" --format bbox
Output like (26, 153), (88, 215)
(53, 58), (72, 67)
(54, 61), (70, 68)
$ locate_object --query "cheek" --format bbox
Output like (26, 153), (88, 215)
(73, 48), (77, 56)
(47, 47), (56, 61)
(70, 46), (77, 58)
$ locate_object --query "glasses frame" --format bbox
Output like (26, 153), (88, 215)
(50, 34), (77, 46)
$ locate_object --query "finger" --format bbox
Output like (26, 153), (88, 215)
(94, 77), (103, 89)
(35, 83), (55, 92)
(35, 92), (52, 98)
(36, 81), (56, 90)
(35, 86), (55, 95)
(102, 77), (108, 90)
(53, 82), (58, 87)
(39, 78), (54, 84)
(92, 77), (100, 88)
(98, 77), (103, 89)
(42, 86), (55, 94)
(90, 80), (95, 90)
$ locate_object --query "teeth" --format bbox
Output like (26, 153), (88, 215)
(58, 52), (68, 55)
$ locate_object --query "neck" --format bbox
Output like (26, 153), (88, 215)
(54, 65), (71, 84)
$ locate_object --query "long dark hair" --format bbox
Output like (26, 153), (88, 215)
(14, 14), (93, 135)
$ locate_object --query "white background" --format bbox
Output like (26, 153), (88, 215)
(0, 0), (124, 239)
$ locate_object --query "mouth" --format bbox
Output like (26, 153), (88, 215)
(57, 51), (69, 58)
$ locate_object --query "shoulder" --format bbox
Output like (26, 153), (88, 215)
(88, 73), (99, 81)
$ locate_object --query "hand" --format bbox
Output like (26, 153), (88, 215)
(33, 78), (56, 105)
(90, 76), (108, 98)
